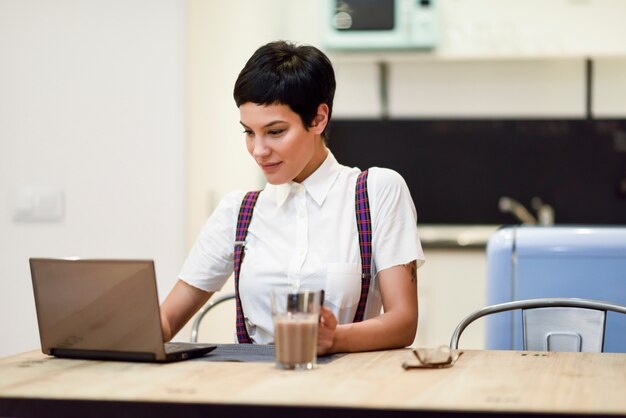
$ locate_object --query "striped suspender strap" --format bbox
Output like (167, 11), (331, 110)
(234, 190), (261, 343)
(354, 170), (372, 323)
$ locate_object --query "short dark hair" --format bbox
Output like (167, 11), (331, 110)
(233, 41), (336, 136)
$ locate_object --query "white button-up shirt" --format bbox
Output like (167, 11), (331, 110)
(180, 152), (425, 344)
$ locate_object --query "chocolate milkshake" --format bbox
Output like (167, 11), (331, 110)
(274, 313), (318, 369)
(271, 288), (322, 370)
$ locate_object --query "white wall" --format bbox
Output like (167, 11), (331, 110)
(0, 0), (186, 357)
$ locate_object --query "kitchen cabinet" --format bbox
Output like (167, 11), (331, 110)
(413, 247), (488, 349)
(412, 226), (496, 349)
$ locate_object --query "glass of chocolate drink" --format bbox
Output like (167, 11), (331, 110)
(270, 288), (321, 370)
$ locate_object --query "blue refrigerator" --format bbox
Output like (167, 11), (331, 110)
(486, 226), (626, 352)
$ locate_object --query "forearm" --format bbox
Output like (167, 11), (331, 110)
(160, 279), (212, 341)
(329, 309), (417, 353)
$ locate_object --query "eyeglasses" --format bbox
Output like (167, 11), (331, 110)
(402, 346), (463, 370)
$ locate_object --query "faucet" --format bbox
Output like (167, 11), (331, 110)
(498, 196), (554, 225)
(531, 197), (555, 225)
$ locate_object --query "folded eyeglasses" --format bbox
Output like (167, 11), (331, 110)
(402, 345), (463, 370)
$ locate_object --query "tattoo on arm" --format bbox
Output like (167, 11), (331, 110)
(403, 260), (417, 284)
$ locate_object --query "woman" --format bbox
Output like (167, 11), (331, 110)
(160, 41), (425, 355)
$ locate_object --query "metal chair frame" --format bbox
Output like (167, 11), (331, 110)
(190, 293), (236, 343)
(450, 298), (626, 351)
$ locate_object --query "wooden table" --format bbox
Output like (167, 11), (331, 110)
(1, 348), (625, 417)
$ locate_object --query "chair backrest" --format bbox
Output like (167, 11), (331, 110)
(450, 298), (626, 352)
(190, 293), (236, 343)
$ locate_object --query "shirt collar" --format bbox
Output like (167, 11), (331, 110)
(265, 151), (341, 208)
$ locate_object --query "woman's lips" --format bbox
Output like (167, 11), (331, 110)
(260, 161), (282, 173)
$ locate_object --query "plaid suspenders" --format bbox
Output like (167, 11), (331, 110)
(233, 191), (261, 343)
(353, 170), (372, 322)
(233, 170), (372, 342)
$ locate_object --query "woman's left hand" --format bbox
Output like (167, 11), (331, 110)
(317, 305), (337, 355)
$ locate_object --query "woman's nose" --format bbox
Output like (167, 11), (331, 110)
(252, 137), (271, 158)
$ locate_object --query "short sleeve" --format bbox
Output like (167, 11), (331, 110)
(367, 168), (425, 273)
(178, 190), (246, 292)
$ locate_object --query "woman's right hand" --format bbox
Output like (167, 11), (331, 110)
(317, 305), (338, 355)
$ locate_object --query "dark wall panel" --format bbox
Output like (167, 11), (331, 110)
(328, 119), (626, 225)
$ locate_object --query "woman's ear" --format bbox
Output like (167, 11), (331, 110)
(310, 103), (329, 134)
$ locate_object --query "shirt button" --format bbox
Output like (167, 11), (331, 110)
(298, 212), (305, 219)
(299, 249), (305, 256)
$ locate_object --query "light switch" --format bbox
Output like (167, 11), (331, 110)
(13, 186), (64, 222)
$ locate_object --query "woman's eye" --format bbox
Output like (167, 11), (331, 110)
(268, 129), (285, 136)
(243, 130), (253, 136)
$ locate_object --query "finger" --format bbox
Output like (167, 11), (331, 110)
(319, 306), (331, 324)
(319, 306), (337, 329)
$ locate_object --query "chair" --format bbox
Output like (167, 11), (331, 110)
(190, 293), (236, 343)
(450, 298), (626, 352)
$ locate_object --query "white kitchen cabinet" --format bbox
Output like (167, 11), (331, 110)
(412, 246), (489, 350)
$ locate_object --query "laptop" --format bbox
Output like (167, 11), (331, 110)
(29, 258), (216, 362)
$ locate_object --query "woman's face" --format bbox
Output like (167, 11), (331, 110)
(239, 102), (328, 185)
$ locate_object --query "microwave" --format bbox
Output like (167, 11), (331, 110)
(323, 0), (438, 51)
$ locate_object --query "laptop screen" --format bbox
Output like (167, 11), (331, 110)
(30, 259), (166, 358)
